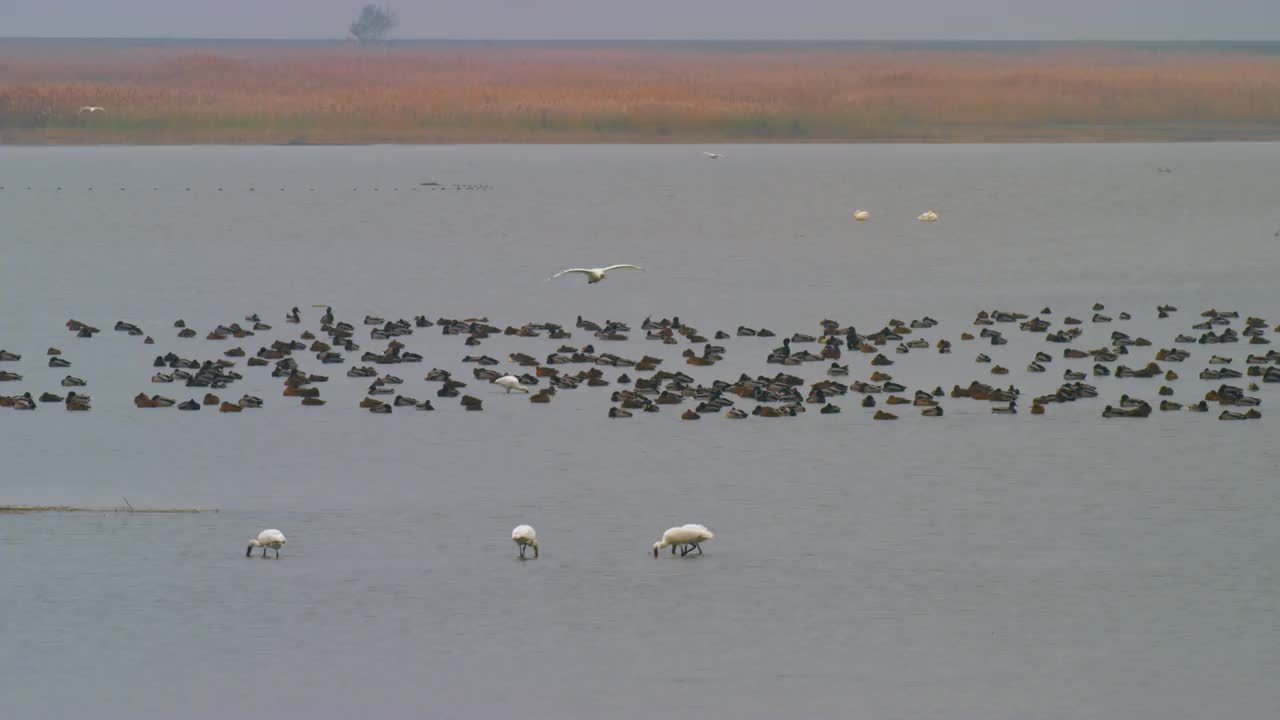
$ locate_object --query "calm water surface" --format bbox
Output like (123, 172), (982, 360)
(2, 144), (1279, 719)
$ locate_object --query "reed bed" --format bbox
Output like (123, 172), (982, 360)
(2, 45), (1280, 143)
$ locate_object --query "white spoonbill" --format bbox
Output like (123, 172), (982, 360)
(493, 375), (530, 393)
(652, 523), (714, 557)
(853, 210), (871, 221)
(917, 210), (939, 222)
(550, 264), (644, 284)
(512, 525), (539, 559)
(703, 152), (722, 159)
(246, 529), (286, 558)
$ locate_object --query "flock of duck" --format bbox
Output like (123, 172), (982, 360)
(243, 522), (713, 561)
(0, 302), (1276, 422)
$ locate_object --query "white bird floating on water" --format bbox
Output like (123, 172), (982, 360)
(494, 375), (530, 393)
(549, 264), (644, 284)
(918, 210), (939, 222)
(703, 152), (721, 159)
(652, 524), (714, 557)
(78, 106), (105, 114)
(512, 525), (539, 559)
(246, 529), (286, 558)
(853, 210), (871, 221)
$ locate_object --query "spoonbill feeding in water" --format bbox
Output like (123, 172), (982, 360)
(493, 375), (530, 393)
(512, 525), (539, 558)
(652, 524), (714, 557)
(246, 529), (286, 558)
(550, 264), (644, 284)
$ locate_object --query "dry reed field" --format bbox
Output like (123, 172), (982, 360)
(3, 42), (1280, 143)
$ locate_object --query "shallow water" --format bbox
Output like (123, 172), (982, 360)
(2, 144), (1279, 719)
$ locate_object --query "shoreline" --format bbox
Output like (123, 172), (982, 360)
(7, 126), (1280, 146)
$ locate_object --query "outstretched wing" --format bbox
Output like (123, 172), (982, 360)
(550, 268), (593, 280)
(601, 264), (644, 273)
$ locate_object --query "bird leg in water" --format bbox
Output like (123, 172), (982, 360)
(275, 548), (280, 558)
(519, 545), (525, 559)
(262, 547), (268, 558)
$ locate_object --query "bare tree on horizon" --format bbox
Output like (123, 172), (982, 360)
(349, 4), (399, 45)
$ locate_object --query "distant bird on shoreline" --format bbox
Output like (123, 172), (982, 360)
(550, 264), (644, 284)
(78, 106), (105, 114)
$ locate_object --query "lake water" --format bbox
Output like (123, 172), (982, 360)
(2, 144), (1279, 719)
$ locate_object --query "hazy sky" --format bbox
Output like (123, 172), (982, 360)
(5, 0), (1280, 40)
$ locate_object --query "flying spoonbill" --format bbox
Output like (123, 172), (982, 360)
(246, 529), (286, 558)
(512, 525), (539, 558)
(550, 264), (644, 284)
(652, 524), (714, 557)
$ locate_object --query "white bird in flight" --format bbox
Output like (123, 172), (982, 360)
(493, 375), (530, 393)
(652, 524), (714, 557)
(550, 264), (644, 284)
(78, 106), (105, 114)
(246, 528), (286, 558)
(703, 152), (721, 159)
(512, 524), (539, 559)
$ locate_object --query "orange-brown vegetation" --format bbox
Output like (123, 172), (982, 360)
(2, 43), (1280, 143)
